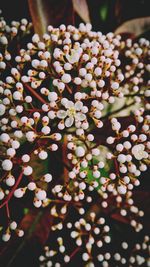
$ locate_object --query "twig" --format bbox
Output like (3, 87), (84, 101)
(22, 82), (47, 104)
(0, 171), (23, 209)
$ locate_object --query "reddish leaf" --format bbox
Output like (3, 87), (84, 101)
(72, 0), (90, 23)
(20, 209), (52, 245)
(0, 209), (53, 266)
(115, 17), (150, 37)
(28, 0), (74, 37)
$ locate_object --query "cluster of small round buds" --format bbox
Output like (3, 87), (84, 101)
(1, 20), (150, 259)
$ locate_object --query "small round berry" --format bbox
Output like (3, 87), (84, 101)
(39, 150), (48, 160)
(6, 175), (15, 187)
(27, 182), (36, 191)
(2, 233), (11, 242)
(35, 189), (47, 200)
(117, 185), (127, 194)
(14, 188), (25, 198)
(75, 146), (85, 157)
(48, 92), (58, 102)
(43, 173), (52, 183)
(22, 154), (30, 163)
(61, 73), (71, 83)
(10, 221), (17, 230)
(2, 159), (13, 171)
(23, 166), (33, 176)
(0, 133), (10, 143)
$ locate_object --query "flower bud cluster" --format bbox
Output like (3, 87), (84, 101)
(103, 113), (150, 194)
(119, 37), (150, 109)
(2, 220), (24, 242)
(39, 212), (111, 266)
(0, 16), (149, 263)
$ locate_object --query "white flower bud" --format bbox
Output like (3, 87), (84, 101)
(35, 189), (47, 200)
(2, 159), (13, 171)
(75, 146), (85, 157)
(61, 73), (71, 83)
(117, 185), (127, 194)
(23, 166), (33, 176)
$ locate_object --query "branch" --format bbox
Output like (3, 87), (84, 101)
(22, 82), (47, 104)
(0, 171), (23, 209)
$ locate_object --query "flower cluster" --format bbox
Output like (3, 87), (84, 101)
(104, 111), (150, 194)
(119, 37), (150, 109)
(98, 190), (145, 232)
(39, 209), (149, 267)
(39, 212), (111, 267)
(0, 14), (150, 267)
(128, 235), (150, 267)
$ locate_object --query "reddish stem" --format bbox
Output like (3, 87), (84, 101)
(23, 82), (47, 104)
(6, 61), (47, 104)
(65, 84), (72, 94)
(6, 203), (10, 219)
(0, 171), (23, 209)
(114, 158), (120, 177)
(27, 108), (43, 113)
(69, 247), (80, 260)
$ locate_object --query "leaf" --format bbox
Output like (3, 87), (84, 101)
(99, 3), (108, 22)
(28, 0), (74, 37)
(23, 208), (29, 215)
(115, 17), (150, 37)
(20, 209), (52, 244)
(72, 0), (90, 23)
(28, 0), (48, 37)
(29, 153), (49, 190)
(0, 209), (53, 267)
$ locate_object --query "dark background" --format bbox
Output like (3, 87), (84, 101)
(0, 0), (150, 32)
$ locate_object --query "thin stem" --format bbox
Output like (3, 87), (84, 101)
(114, 158), (120, 177)
(27, 108), (43, 113)
(6, 61), (47, 104)
(22, 82), (47, 104)
(0, 171), (23, 209)
(49, 198), (82, 206)
(69, 247), (80, 260)
(65, 84), (72, 94)
(6, 203), (10, 220)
